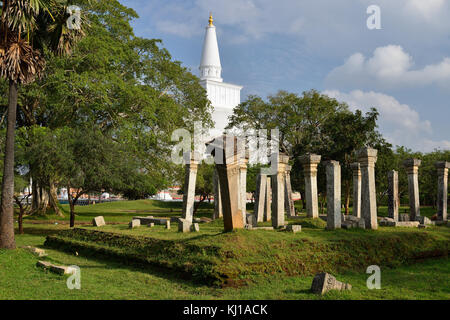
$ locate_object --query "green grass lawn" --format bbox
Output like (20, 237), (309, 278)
(0, 200), (448, 300)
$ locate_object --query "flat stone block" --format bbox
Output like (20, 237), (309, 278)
(36, 261), (77, 275)
(147, 223), (155, 228)
(286, 225), (302, 233)
(132, 216), (154, 225)
(22, 246), (47, 257)
(92, 216), (106, 227)
(247, 226), (274, 231)
(394, 221), (420, 228)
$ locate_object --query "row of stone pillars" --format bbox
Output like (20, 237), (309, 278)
(298, 148), (378, 230)
(388, 160), (449, 222)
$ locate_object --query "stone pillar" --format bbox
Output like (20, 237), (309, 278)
(403, 159), (421, 221)
(435, 161), (449, 221)
(299, 154), (321, 219)
(264, 176), (271, 222)
(255, 173), (267, 222)
(387, 170), (399, 221)
(357, 148), (378, 230)
(271, 153), (289, 228)
(284, 165), (296, 217)
(214, 136), (244, 232)
(239, 158), (248, 225)
(213, 169), (222, 220)
(181, 157), (198, 224)
(326, 161), (341, 230)
(350, 163), (361, 218)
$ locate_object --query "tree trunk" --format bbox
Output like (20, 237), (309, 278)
(0, 80), (18, 249)
(193, 194), (206, 216)
(31, 178), (39, 213)
(67, 187), (76, 228)
(69, 202), (75, 228)
(18, 207), (24, 235)
(49, 183), (63, 217)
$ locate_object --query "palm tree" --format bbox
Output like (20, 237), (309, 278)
(0, 0), (84, 249)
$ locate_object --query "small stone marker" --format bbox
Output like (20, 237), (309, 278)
(311, 272), (352, 295)
(418, 224), (427, 229)
(178, 218), (191, 233)
(36, 261), (77, 275)
(92, 216), (106, 227)
(147, 223), (155, 228)
(246, 214), (257, 227)
(286, 225), (302, 233)
(165, 220), (171, 229)
(191, 223), (200, 232)
(129, 219), (140, 229)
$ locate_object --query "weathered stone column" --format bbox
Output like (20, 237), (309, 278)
(239, 158), (248, 225)
(350, 163), (361, 218)
(214, 136), (244, 232)
(387, 170), (399, 221)
(181, 156), (198, 224)
(299, 154), (321, 219)
(435, 161), (449, 221)
(264, 175), (271, 222)
(403, 159), (421, 221)
(357, 148), (378, 230)
(284, 165), (296, 217)
(213, 169), (222, 220)
(271, 153), (289, 228)
(255, 173), (267, 222)
(326, 161), (341, 230)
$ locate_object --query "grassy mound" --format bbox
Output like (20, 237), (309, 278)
(45, 225), (450, 286)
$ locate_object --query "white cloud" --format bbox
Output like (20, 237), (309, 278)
(405, 0), (446, 20)
(323, 90), (449, 152)
(326, 45), (450, 89)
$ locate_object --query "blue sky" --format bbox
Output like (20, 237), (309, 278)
(121, 0), (450, 152)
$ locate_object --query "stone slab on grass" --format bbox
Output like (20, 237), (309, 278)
(395, 221), (420, 228)
(22, 246), (47, 257)
(92, 216), (106, 227)
(36, 261), (77, 275)
(132, 216), (154, 225)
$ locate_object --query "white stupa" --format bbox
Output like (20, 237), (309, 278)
(199, 14), (242, 137)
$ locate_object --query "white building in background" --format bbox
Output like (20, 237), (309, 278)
(199, 14), (242, 137)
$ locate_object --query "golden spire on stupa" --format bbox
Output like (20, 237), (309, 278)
(209, 12), (214, 26)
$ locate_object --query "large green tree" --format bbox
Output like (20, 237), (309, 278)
(3, 0), (212, 230)
(0, 0), (82, 249)
(227, 89), (388, 213)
